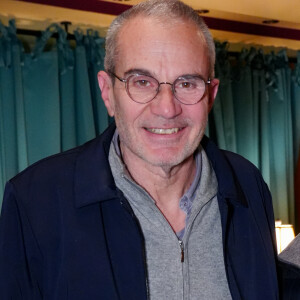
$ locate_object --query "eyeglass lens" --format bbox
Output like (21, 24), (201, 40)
(126, 74), (207, 104)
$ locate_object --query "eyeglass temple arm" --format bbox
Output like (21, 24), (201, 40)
(108, 71), (127, 83)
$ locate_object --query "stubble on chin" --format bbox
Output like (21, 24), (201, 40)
(114, 100), (208, 171)
(118, 120), (207, 174)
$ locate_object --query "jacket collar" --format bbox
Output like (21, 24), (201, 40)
(74, 123), (119, 208)
(74, 123), (247, 208)
(201, 136), (248, 207)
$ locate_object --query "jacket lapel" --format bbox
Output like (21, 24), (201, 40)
(202, 136), (278, 299)
(202, 136), (248, 299)
(74, 124), (117, 208)
(73, 123), (148, 299)
(101, 196), (148, 300)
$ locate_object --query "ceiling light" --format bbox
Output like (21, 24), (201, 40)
(196, 9), (210, 14)
(262, 19), (279, 24)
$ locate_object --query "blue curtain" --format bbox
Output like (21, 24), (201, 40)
(212, 42), (299, 225)
(0, 21), (109, 205)
(0, 22), (299, 227)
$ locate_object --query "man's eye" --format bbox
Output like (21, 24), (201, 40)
(130, 76), (154, 89)
(178, 81), (195, 89)
(182, 82), (191, 88)
(135, 79), (150, 87)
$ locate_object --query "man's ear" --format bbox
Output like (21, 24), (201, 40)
(207, 78), (219, 112)
(98, 71), (115, 117)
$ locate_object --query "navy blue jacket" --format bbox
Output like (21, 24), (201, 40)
(0, 124), (279, 299)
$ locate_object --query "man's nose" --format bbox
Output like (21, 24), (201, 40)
(150, 83), (182, 118)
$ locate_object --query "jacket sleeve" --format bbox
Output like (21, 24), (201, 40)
(0, 182), (43, 299)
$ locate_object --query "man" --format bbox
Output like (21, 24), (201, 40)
(0, 0), (279, 299)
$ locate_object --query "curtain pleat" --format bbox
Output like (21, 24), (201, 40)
(209, 45), (298, 226)
(213, 42), (237, 152)
(23, 51), (61, 164)
(0, 20), (28, 200)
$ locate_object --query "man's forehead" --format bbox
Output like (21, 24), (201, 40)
(117, 16), (206, 49)
(118, 15), (202, 39)
(115, 16), (209, 77)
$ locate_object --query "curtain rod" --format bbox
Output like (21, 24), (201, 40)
(17, 28), (75, 40)
(13, 27), (297, 64)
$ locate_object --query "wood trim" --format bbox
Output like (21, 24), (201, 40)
(16, 0), (300, 41)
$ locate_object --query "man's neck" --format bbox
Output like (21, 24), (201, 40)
(120, 144), (197, 233)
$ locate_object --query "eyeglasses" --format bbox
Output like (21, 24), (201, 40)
(109, 72), (211, 105)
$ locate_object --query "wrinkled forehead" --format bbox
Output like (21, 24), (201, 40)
(114, 16), (209, 76)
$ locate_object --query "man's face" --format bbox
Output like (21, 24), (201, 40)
(99, 17), (219, 170)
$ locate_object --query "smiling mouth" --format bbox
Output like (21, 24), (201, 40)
(145, 128), (182, 134)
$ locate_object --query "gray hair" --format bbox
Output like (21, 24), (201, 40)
(104, 0), (215, 78)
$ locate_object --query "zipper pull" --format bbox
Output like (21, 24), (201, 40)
(179, 240), (184, 263)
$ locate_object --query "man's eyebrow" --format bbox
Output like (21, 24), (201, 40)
(124, 68), (153, 77)
(123, 69), (207, 81)
(179, 73), (207, 80)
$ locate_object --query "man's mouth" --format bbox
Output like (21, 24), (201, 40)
(145, 128), (182, 134)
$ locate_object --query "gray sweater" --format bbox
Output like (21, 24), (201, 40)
(109, 137), (232, 300)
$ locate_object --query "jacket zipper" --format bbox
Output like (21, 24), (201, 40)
(179, 240), (184, 263)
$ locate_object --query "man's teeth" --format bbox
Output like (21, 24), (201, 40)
(147, 128), (180, 134)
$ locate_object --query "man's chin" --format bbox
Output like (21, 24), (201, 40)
(140, 150), (191, 170)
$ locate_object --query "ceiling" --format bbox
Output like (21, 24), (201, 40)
(1, 0), (300, 54)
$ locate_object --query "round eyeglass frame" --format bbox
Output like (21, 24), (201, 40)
(109, 72), (211, 105)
